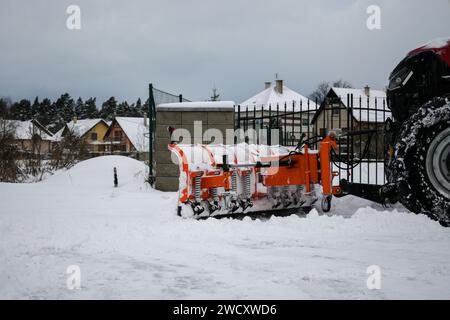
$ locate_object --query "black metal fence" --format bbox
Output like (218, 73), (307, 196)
(148, 84), (392, 187)
(235, 94), (392, 186)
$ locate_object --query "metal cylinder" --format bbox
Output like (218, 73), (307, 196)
(243, 172), (251, 199)
(210, 187), (219, 202)
(193, 173), (202, 203)
(231, 171), (238, 194)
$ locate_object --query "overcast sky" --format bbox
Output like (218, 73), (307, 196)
(1, 0), (449, 104)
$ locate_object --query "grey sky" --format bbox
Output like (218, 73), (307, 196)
(1, 0), (449, 104)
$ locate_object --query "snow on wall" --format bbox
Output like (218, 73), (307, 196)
(157, 101), (235, 110)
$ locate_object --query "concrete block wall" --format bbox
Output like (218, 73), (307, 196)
(154, 104), (235, 192)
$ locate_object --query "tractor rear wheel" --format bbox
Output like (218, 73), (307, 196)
(390, 97), (450, 226)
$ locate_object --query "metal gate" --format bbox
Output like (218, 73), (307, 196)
(235, 94), (392, 187)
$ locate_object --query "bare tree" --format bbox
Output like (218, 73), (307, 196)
(309, 81), (331, 104)
(50, 129), (88, 170)
(21, 125), (51, 181)
(309, 79), (353, 104)
(209, 87), (220, 101)
(0, 119), (21, 182)
(333, 79), (353, 88)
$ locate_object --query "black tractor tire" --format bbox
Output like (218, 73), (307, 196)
(390, 97), (450, 226)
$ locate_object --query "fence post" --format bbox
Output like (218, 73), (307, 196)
(346, 94), (350, 172)
(148, 83), (155, 185)
(276, 103), (280, 145)
(359, 96), (363, 183)
(350, 94), (354, 184)
(235, 105), (241, 144)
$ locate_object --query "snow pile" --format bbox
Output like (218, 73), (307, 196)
(43, 155), (149, 191)
(1, 155), (450, 299)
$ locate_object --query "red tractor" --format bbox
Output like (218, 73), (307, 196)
(343, 38), (450, 226)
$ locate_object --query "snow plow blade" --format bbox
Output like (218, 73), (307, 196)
(168, 134), (341, 219)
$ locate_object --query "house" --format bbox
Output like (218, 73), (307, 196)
(238, 80), (318, 145)
(311, 86), (392, 158)
(54, 118), (110, 155)
(103, 117), (149, 161)
(1, 119), (54, 157)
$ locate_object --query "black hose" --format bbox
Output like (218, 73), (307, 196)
(331, 132), (374, 170)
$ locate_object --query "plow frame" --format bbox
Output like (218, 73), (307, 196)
(168, 134), (341, 218)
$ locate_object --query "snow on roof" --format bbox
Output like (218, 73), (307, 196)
(3, 120), (53, 140)
(51, 127), (65, 142)
(115, 117), (149, 152)
(331, 87), (391, 123)
(65, 119), (106, 138)
(157, 101), (235, 111)
(239, 84), (318, 112)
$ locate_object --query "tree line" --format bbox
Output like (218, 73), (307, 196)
(0, 94), (149, 133)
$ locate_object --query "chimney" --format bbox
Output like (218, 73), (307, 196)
(143, 112), (148, 127)
(73, 116), (77, 124)
(264, 81), (271, 89)
(364, 85), (370, 97)
(275, 79), (283, 94)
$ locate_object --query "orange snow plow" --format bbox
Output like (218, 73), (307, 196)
(168, 133), (341, 219)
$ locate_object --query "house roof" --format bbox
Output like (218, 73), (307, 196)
(113, 117), (149, 152)
(3, 120), (53, 140)
(68, 119), (107, 137)
(239, 84), (318, 112)
(53, 119), (107, 141)
(331, 87), (391, 123)
(311, 87), (391, 124)
(51, 127), (65, 142)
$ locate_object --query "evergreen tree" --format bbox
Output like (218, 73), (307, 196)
(128, 102), (139, 117)
(9, 99), (32, 121)
(74, 97), (84, 119)
(135, 98), (143, 116)
(116, 101), (130, 116)
(83, 97), (98, 119)
(0, 98), (11, 118)
(31, 97), (39, 119)
(52, 93), (75, 132)
(141, 98), (149, 116)
(36, 98), (52, 128)
(100, 97), (118, 121)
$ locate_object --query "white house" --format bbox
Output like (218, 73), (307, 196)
(238, 80), (318, 145)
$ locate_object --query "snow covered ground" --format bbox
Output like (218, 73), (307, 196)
(1, 156), (450, 299)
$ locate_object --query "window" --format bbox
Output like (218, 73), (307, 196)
(332, 108), (340, 116)
(90, 132), (98, 141)
(301, 119), (310, 126)
(320, 128), (327, 137)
